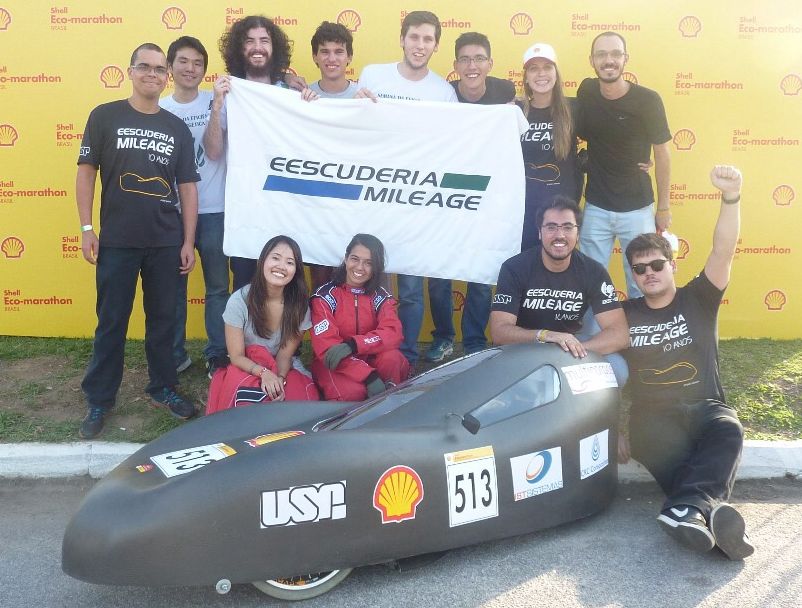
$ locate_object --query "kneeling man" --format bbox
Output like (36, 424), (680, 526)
(620, 165), (753, 560)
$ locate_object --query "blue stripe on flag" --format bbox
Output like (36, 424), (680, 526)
(263, 175), (362, 200)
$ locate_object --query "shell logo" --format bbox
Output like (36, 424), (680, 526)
(162, 7), (186, 30)
(100, 65), (125, 89)
(780, 74), (802, 96)
(623, 71), (638, 85)
(509, 12), (533, 36)
(0, 123), (18, 146)
(336, 9), (361, 32)
(373, 465), (424, 524)
(764, 289), (787, 311)
(446, 70), (459, 82)
(676, 238), (690, 260)
(1, 236), (24, 258)
(672, 128), (696, 151)
(0, 7), (11, 30)
(452, 289), (465, 312)
(614, 289), (627, 302)
(678, 16), (702, 38)
(772, 185), (794, 206)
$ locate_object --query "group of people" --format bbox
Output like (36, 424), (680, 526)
(74, 9), (752, 562)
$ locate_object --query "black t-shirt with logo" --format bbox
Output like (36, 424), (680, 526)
(492, 249), (621, 333)
(78, 100), (200, 248)
(450, 76), (516, 105)
(575, 78), (671, 212)
(622, 270), (725, 408)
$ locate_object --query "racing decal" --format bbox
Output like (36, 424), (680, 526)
(373, 465), (424, 524)
(444, 446), (498, 527)
(135, 463), (154, 473)
(260, 481), (346, 528)
(313, 319), (329, 335)
(150, 443), (236, 478)
(492, 294), (512, 304)
(561, 362), (618, 394)
(579, 429), (609, 480)
(245, 430), (305, 448)
(509, 447), (563, 501)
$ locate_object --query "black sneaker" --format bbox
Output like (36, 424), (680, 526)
(149, 387), (196, 420)
(79, 407), (106, 439)
(206, 354), (230, 380)
(709, 503), (755, 560)
(657, 505), (715, 552)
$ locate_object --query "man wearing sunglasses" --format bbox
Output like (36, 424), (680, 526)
(619, 165), (752, 560)
(489, 196), (629, 385)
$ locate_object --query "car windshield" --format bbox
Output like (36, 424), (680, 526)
(317, 349), (501, 431)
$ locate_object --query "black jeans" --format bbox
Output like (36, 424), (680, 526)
(630, 399), (744, 518)
(81, 245), (180, 410)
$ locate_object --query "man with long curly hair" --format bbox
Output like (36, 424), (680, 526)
(203, 15), (294, 289)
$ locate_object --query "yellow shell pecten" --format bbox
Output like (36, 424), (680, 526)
(452, 289), (466, 311)
(764, 290), (786, 311)
(780, 74), (802, 96)
(673, 128), (696, 151)
(100, 65), (124, 89)
(623, 71), (638, 85)
(336, 9), (361, 32)
(510, 12), (533, 36)
(373, 466), (423, 523)
(0, 7), (11, 30)
(161, 7), (186, 30)
(0, 123), (18, 146)
(1, 236), (24, 258)
(676, 238), (690, 260)
(678, 16), (701, 38)
(772, 185), (794, 206)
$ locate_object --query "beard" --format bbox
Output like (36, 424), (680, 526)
(244, 52), (272, 80)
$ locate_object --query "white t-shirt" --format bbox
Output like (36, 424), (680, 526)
(310, 80), (359, 98)
(357, 62), (458, 103)
(160, 90), (226, 214)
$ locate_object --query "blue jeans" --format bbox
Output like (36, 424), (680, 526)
(397, 275), (454, 365)
(462, 282), (491, 354)
(173, 213), (229, 364)
(231, 257), (256, 291)
(579, 202), (655, 298)
(82, 245), (180, 410)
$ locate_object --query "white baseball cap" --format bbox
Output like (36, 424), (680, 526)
(522, 43), (557, 66)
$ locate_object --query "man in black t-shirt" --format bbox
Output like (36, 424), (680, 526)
(575, 32), (672, 298)
(76, 43), (200, 439)
(620, 165), (753, 560)
(490, 196), (629, 384)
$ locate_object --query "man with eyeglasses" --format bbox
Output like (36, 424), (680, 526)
(76, 43), (200, 438)
(619, 165), (753, 560)
(489, 196), (629, 385)
(576, 31), (672, 298)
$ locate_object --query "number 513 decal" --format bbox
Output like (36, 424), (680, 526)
(444, 446), (499, 527)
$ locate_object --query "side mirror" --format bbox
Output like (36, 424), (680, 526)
(462, 414), (480, 435)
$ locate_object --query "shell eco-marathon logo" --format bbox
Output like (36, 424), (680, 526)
(732, 128), (800, 151)
(780, 74), (801, 96)
(162, 7), (186, 30)
(0, 7), (11, 30)
(49, 6), (123, 29)
(764, 290), (787, 311)
(570, 12), (641, 36)
(3, 287), (74, 312)
(336, 9), (361, 32)
(672, 129), (696, 151)
(678, 16), (702, 38)
(373, 465), (424, 524)
(0, 123), (18, 146)
(510, 13), (533, 35)
(100, 65), (125, 89)
(773, 185), (794, 206)
(1, 235), (23, 258)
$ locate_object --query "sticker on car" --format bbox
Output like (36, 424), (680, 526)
(373, 465), (424, 524)
(579, 429), (609, 479)
(149, 443), (237, 478)
(509, 447), (563, 501)
(260, 481), (347, 528)
(245, 430), (305, 448)
(561, 362), (617, 394)
(444, 446), (498, 527)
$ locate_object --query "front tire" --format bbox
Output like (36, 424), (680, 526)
(252, 568), (353, 601)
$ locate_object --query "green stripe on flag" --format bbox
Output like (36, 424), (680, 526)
(441, 173), (491, 191)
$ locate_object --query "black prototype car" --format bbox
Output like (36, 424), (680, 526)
(63, 344), (620, 600)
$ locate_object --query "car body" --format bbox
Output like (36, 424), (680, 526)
(63, 344), (620, 594)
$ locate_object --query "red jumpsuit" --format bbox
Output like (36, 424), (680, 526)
(310, 282), (409, 401)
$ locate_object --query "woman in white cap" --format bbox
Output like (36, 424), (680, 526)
(518, 43), (583, 251)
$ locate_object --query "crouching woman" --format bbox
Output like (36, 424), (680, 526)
(311, 234), (409, 401)
(207, 236), (319, 413)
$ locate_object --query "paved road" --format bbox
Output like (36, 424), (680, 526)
(2, 477), (800, 607)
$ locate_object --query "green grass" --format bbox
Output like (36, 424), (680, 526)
(1, 336), (801, 443)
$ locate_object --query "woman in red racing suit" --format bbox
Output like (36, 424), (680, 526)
(310, 234), (409, 401)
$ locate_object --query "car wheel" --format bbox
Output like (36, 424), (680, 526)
(252, 569), (353, 601)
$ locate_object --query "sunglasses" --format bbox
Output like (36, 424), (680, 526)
(631, 259), (670, 275)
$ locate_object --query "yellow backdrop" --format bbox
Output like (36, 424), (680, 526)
(1, 1), (800, 339)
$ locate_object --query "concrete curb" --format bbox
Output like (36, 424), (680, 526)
(1, 440), (800, 481)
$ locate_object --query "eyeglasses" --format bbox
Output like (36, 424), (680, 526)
(592, 50), (626, 61)
(631, 259), (670, 275)
(131, 63), (168, 76)
(541, 223), (578, 235)
(456, 55), (489, 65)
